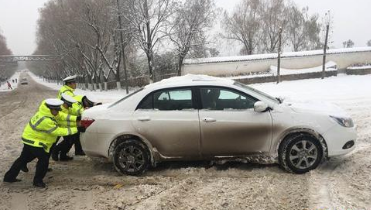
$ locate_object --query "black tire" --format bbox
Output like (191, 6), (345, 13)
(113, 140), (150, 176)
(279, 134), (323, 174)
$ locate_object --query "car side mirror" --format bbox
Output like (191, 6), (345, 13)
(254, 101), (269, 112)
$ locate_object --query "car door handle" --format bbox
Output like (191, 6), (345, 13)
(203, 117), (216, 122)
(137, 116), (151, 121)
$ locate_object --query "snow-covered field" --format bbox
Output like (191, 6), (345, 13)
(0, 70), (370, 209)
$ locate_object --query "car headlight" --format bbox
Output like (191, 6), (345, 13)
(330, 116), (354, 127)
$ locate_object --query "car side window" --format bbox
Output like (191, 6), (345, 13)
(138, 88), (193, 110)
(154, 89), (193, 110)
(200, 87), (258, 110)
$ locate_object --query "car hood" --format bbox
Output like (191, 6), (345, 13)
(282, 100), (350, 118)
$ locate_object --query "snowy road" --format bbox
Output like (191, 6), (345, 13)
(0, 72), (370, 210)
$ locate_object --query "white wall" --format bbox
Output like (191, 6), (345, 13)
(183, 48), (371, 76)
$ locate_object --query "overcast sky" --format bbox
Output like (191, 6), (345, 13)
(0, 0), (370, 55)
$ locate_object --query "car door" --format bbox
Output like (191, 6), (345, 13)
(198, 86), (272, 157)
(132, 87), (201, 158)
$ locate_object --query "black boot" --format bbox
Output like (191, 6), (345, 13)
(59, 155), (73, 161)
(21, 165), (29, 173)
(75, 151), (85, 156)
(33, 181), (46, 188)
(52, 150), (59, 161)
(3, 178), (21, 183)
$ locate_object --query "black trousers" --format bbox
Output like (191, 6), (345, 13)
(4, 144), (49, 183)
(74, 133), (84, 154)
(57, 133), (78, 157)
(48, 136), (60, 159)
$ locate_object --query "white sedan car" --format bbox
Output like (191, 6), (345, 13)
(80, 75), (356, 175)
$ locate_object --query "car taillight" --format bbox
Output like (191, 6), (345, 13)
(81, 118), (95, 129)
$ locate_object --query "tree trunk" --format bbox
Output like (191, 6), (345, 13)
(103, 82), (107, 90)
(116, 81), (121, 90)
(144, 0), (154, 83)
(147, 55), (154, 83)
(177, 56), (184, 76)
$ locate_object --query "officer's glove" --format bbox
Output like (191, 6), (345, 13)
(95, 102), (102, 106)
(76, 116), (81, 121)
(78, 126), (86, 133)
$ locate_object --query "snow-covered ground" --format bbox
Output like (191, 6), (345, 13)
(347, 65), (371, 70)
(1, 70), (370, 209)
(0, 71), (21, 92)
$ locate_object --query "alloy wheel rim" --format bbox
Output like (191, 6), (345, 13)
(118, 146), (145, 172)
(289, 140), (318, 170)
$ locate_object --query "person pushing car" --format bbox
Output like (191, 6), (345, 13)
(3, 99), (80, 188)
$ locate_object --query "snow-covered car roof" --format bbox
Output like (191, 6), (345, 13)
(144, 74), (235, 90)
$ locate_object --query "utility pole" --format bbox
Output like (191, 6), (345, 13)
(322, 11), (330, 79)
(116, 0), (129, 93)
(277, 27), (283, 84)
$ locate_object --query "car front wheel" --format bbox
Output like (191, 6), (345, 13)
(113, 140), (150, 176)
(279, 134), (323, 174)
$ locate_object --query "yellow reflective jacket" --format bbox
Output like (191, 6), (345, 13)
(58, 106), (78, 127)
(72, 95), (85, 116)
(58, 85), (75, 99)
(39, 101), (77, 128)
(22, 102), (78, 153)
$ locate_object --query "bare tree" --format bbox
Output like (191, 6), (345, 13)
(343, 39), (354, 48)
(0, 32), (12, 55)
(169, 0), (218, 75)
(287, 6), (321, 51)
(34, 0), (130, 90)
(0, 30), (17, 84)
(221, 0), (261, 55)
(187, 33), (219, 58)
(123, 0), (176, 82)
(286, 5), (306, 52)
(260, 0), (289, 53)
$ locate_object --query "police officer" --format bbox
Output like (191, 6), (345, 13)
(21, 97), (81, 172)
(3, 99), (80, 188)
(58, 75), (77, 99)
(52, 93), (80, 161)
(71, 94), (102, 156)
(57, 75), (87, 156)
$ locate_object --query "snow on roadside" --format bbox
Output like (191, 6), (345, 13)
(0, 71), (21, 92)
(347, 65), (371, 70)
(269, 61), (337, 76)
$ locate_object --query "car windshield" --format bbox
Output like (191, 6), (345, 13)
(234, 82), (280, 104)
(108, 88), (143, 108)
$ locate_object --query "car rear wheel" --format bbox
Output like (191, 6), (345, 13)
(279, 134), (323, 174)
(113, 140), (150, 176)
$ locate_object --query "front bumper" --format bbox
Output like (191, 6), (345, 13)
(322, 125), (357, 156)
